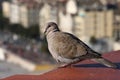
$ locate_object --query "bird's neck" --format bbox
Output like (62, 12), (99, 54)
(46, 29), (59, 40)
(46, 29), (59, 35)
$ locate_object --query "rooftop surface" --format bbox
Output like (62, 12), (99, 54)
(2, 50), (120, 80)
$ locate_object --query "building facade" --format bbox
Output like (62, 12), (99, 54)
(74, 9), (113, 40)
(39, 3), (58, 36)
(2, 0), (40, 27)
(20, 4), (40, 28)
(10, 3), (20, 24)
(2, 1), (10, 18)
(114, 15), (120, 40)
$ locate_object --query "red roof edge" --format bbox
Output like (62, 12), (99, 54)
(2, 50), (120, 80)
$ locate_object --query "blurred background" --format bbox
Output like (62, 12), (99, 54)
(0, 0), (120, 79)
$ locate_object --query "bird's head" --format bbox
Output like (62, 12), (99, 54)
(44, 22), (60, 35)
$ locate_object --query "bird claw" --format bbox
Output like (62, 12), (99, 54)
(58, 63), (73, 68)
(57, 59), (84, 68)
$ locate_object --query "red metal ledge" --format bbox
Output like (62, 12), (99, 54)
(2, 50), (120, 80)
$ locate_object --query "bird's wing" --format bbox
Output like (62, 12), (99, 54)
(64, 33), (101, 57)
(52, 32), (88, 59)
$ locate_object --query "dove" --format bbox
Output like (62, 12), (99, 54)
(44, 22), (117, 68)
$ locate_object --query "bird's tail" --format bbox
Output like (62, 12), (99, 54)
(91, 58), (117, 68)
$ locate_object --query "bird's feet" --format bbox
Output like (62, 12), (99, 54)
(58, 63), (73, 68)
(57, 59), (84, 68)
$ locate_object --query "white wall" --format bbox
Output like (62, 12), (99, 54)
(2, 1), (10, 18)
(10, 3), (20, 24)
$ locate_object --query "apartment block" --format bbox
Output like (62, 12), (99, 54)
(20, 4), (40, 28)
(2, 0), (41, 27)
(114, 15), (120, 40)
(74, 9), (113, 40)
(2, 1), (10, 18)
(10, 3), (20, 24)
(39, 3), (58, 35)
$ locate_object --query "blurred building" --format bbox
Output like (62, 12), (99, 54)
(76, 0), (103, 8)
(39, 2), (58, 36)
(2, 1), (10, 18)
(20, 2), (40, 28)
(74, 9), (86, 40)
(10, 2), (20, 24)
(114, 15), (120, 40)
(113, 42), (120, 50)
(13, 0), (41, 27)
(1, 0), (117, 40)
(58, 0), (77, 34)
(2, 0), (41, 28)
(20, 5), (28, 27)
(100, 0), (108, 5)
(74, 9), (114, 40)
